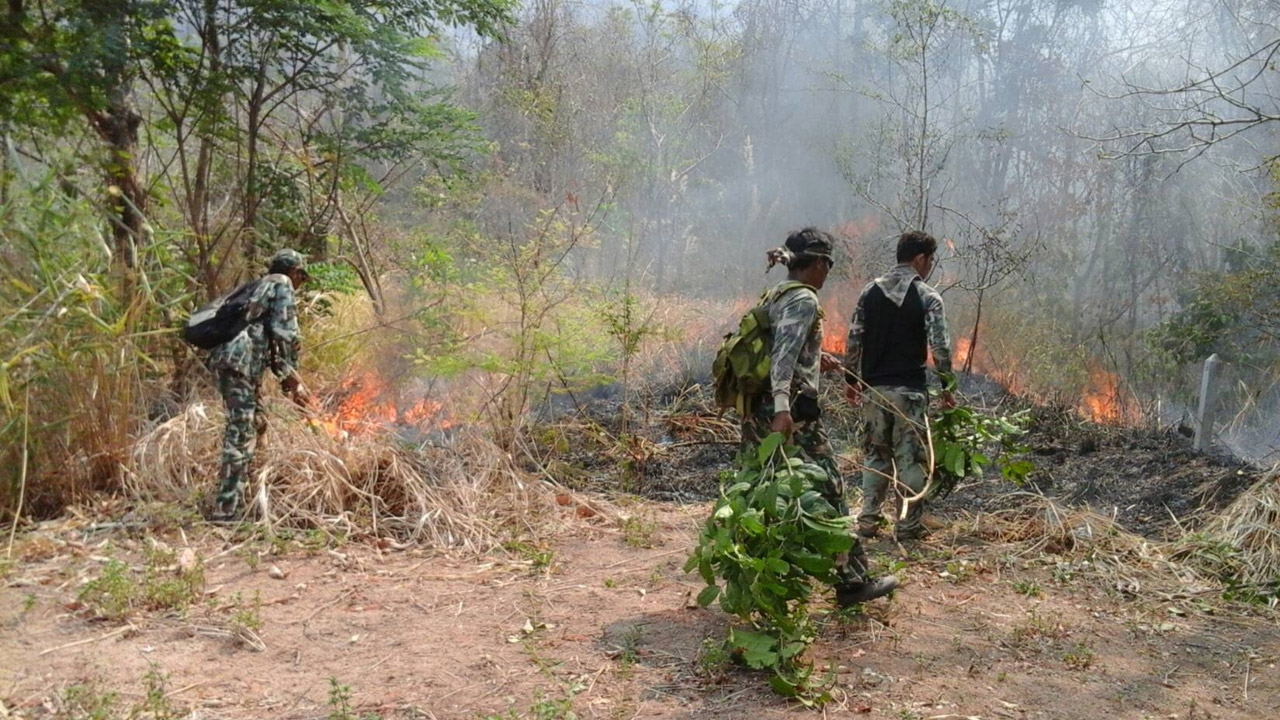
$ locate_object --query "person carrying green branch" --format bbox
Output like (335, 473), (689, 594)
(844, 230), (955, 540)
(739, 228), (898, 607)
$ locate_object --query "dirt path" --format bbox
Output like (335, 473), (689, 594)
(2, 501), (1278, 719)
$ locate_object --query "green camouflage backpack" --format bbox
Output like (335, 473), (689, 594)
(713, 281), (817, 416)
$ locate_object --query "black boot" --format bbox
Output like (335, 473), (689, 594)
(205, 498), (238, 523)
(835, 576), (899, 607)
(835, 547), (898, 607)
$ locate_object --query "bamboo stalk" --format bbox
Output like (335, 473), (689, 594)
(5, 389), (29, 559)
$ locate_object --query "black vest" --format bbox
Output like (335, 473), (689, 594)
(860, 281), (927, 390)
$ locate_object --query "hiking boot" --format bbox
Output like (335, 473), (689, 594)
(856, 521), (880, 539)
(835, 575), (899, 607)
(205, 499), (239, 524)
(894, 524), (929, 541)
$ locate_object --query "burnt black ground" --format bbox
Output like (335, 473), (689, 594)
(540, 373), (1265, 538)
(947, 404), (1262, 538)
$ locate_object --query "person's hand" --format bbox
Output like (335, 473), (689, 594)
(770, 411), (795, 438)
(820, 352), (841, 373)
(939, 390), (956, 410)
(845, 384), (862, 407)
(283, 375), (313, 410)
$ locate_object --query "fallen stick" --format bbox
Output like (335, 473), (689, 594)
(39, 624), (133, 656)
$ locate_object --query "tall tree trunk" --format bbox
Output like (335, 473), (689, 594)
(98, 96), (145, 274)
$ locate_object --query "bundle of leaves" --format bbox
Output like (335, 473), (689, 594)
(927, 402), (1032, 501)
(685, 433), (853, 704)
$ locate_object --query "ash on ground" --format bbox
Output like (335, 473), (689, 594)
(535, 374), (1264, 538)
(948, 404), (1262, 538)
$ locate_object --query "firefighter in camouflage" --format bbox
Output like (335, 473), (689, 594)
(744, 228), (898, 607)
(207, 249), (312, 521)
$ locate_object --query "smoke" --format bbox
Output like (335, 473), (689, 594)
(440, 0), (1280, 452)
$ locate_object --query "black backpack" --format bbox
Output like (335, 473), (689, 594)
(181, 279), (264, 349)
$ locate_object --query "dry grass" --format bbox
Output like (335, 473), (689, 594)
(1174, 467), (1280, 599)
(125, 400), (562, 552)
(947, 492), (1187, 593)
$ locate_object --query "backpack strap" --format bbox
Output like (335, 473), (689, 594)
(756, 281), (818, 329)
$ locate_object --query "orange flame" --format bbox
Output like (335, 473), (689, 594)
(1078, 365), (1139, 425)
(954, 336), (972, 368)
(821, 324), (845, 355)
(317, 372), (454, 438)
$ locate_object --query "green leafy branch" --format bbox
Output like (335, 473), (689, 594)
(927, 401), (1032, 501)
(684, 433), (851, 705)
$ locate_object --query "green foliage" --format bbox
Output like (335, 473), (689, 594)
(1146, 239), (1280, 371)
(1012, 580), (1042, 598)
(0, 180), (186, 517)
(62, 681), (119, 720)
(600, 290), (658, 436)
(929, 399), (1032, 498)
(301, 261), (363, 297)
(694, 636), (732, 677)
(684, 434), (851, 705)
(504, 540), (555, 572)
(411, 204), (615, 448)
(77, 548), (205, 620)
(326, 678), (381, 720)
(1172, 532), (1280, 606)
(140, 545), (204, 613)
(137, 665), (181, 720)
(480, 686), (580, 720)
(78, 561), (134, 621)
(1061, 642), (1095, 670)
(620, 513), (658, 549)
(229, 590), (263, 634)
(61, 666), (184, 719)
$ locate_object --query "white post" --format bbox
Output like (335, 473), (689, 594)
(1194, 353), (1221, 452)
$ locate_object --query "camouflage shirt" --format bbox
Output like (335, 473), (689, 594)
(765, 281), (823, 414)
(845, 263), (952, 384)
(208, 274), (301, 381)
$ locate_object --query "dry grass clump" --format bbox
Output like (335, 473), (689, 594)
(1174, 468), (1280, 599)
(126, 401), (559, 552)
(951, 492), (1178, 594)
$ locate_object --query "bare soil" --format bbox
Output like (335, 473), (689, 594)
(3, 497), (1278, 720)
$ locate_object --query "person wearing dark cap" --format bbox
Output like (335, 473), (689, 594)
(206, 249), (312, 521)
(746, 228), (898, 607)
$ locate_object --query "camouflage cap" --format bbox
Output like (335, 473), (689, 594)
(267, 248), (308, 275)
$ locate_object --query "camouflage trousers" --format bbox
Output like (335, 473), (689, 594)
(215, 369), (267, 510)
(859, 386), (929, 533)
(742, 398), (870, 583)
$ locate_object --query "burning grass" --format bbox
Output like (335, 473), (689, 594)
(125, 400), (559, 552)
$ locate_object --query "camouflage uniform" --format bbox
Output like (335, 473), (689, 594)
(845, 263), (952, 536)
(208, 271), (302, 513)
(741, 281), (871, 582)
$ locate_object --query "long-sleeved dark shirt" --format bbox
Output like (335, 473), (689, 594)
(845, 263), (952, 390)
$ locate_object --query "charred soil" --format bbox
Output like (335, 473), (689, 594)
(542, 378), (1264, 539)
